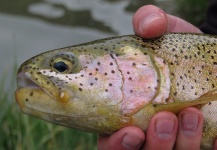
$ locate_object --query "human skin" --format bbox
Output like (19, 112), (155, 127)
(97, 5), (217, 150)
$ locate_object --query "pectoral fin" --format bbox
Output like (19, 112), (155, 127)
(153, 90), (217, 114)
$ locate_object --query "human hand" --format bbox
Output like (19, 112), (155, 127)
(132, 5), (202, 38)
(97, 5), (217, 150)
(97, 107), (204, 150)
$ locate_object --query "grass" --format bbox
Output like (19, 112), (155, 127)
(176, 0), (208, 26)
(0, 66), (97, 150)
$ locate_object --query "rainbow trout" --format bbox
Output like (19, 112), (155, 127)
(15, 33), (217, 149)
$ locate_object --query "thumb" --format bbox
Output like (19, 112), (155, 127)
(132, 5), (202, 38)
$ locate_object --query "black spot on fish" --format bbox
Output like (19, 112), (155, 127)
(109, 83), (112, 86)
(115, 54), (120, 57)
(26, 98), (29, 102)
(30, 92), (33, 96)
(111, 70), (115, 74)
(97, 62), (101, 65)
(79, 88), (83, 91)
(182, 86), (185, 90)
(110, 54), (114, 59)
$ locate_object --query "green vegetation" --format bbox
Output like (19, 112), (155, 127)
(176, 0), (209, 26)
(0, 70), (97, 150)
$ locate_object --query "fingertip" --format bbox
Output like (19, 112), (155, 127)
(175, 107), (203, 149)
(178, 107), (204, 122)
(97, 126), (145, 150)
(144, 111), (178, 149)
(132, 5), (167, 38)
(121, 127), (145, 150)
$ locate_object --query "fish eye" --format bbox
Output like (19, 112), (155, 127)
(53, 61), (68, 73)
(51, 52), (77, 73)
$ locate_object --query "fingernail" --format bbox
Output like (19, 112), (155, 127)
(156, 118), (175, 139)
(122, 134), (143, 149)
(181, 113), (199, 136)
(140, 13), (164, 32)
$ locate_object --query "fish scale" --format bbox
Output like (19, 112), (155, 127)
(142, 34), (217, 102)
(15, 33), (217, 149)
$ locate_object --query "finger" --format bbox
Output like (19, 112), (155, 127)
(132, 5), (202, 38)
(174, 107), (204, 150)
(214, 140), (217, 149)
(97, 126), (145, 150)
(143, 111), (178, 150)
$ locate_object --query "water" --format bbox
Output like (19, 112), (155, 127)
(0, 0), (177, 90)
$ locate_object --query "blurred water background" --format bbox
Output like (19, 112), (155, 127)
(0, 0), (208, 149)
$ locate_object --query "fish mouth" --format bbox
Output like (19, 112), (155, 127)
(15, 70), (62, 114)
(16, 70), (60, 101)
(17, 71), (41, 89)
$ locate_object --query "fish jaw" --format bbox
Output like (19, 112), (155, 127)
(17, 69), (61, 101)
(15, 86), (126, 134)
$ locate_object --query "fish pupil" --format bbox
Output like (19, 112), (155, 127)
(54, 61), (68, 72)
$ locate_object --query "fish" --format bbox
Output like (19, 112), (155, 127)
(15, 33), (217, 149)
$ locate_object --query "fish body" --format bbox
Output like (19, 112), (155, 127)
(15, 33), (217, 149)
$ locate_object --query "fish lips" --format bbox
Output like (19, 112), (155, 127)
(17, 71), (40, 89)
(16, 71), (60, 104)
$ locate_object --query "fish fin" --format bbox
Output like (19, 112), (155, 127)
(153, 89), (217, 114)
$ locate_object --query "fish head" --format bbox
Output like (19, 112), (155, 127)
(15, 41), (126, 133)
